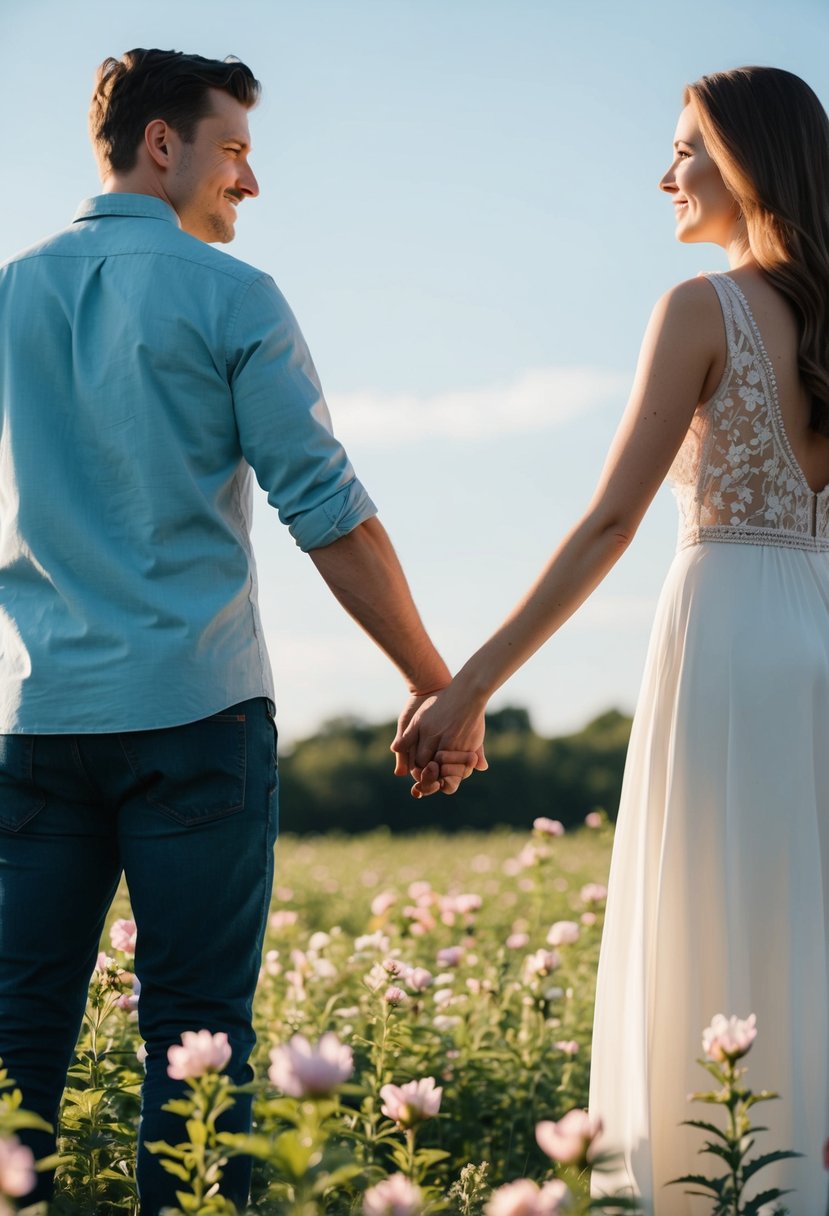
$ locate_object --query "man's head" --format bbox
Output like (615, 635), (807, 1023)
(89, 49), (261, 243)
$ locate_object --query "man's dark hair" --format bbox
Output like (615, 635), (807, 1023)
(89, 48), (261, 173)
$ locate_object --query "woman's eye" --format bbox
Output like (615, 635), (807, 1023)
(676, 149), (691, 160)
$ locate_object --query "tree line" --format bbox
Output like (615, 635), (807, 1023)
(277, 706), (633, 834)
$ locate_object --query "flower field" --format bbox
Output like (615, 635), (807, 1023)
(0, 817), (800, 1215)
(0, 817), (621, 1214)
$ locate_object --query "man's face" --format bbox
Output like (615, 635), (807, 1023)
(169, 88), (259, 243)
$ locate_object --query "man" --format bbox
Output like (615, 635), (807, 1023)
(0, 48), (478, 1213)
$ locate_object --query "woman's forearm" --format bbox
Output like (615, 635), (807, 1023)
(453, 511), (634, 705)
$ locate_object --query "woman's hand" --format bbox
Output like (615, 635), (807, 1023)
(392, 679), (488, 797)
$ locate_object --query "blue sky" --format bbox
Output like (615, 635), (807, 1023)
(4, 0), (828, 744)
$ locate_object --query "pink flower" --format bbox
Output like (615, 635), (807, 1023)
(702, 1013), (758, 1063)
(95, 952), (114, 972)
(407, 967), (433, 992)
(554, 1040), (580, 1055)
(580, 911), (597, 926)
(408, 881), (432, 901)
(436, 946), (464, 968)
(380, 1077), (442, 1127)
(523, 949), (560, 978)
(486, 1178), (570, 1216)
(404, 906), (437, 933)
(580, 883), (608, 905)
(584, 811), (603, 828)
(546, 921), (580, 947)
(506, 932), (530, 950)
(384, 986), (407, 1006)
(0, 1135), (35, 1198)
(269, 909), (298, 931)
(268, 1032), (353, 1098)
(533, 818), (564, 837)
(363, 1173), (423, 1216)
(167, 1030), (232, 1080)
(535, 1108), (603, 1164)
(109, 918), (137, 956)
(371, 890), (397, 917)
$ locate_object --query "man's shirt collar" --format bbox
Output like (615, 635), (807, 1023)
(73, 193), (181, 227)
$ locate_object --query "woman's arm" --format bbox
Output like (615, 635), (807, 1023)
(393, 276), (725, 783)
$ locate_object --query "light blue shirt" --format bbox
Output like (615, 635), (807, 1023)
(0, 194), (376, 732)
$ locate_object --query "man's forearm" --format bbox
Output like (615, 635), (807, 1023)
(308, 516), (450, 694)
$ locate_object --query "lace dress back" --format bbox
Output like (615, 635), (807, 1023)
(591, 272), (829, 1215)
(668, 272), (829, 552)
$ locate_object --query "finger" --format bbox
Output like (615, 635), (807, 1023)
(474, 745), (489, 772)
(439, 773), (463, 795)
(412, 761), (442, 798)
(393, 750), (410, 777)
(434, 750), (479, 767)
(436, 763), (475, 781)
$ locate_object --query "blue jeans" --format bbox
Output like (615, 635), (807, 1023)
(0, 698), (278, 1215)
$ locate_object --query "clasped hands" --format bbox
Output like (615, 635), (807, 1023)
(390, 683), (488, 799)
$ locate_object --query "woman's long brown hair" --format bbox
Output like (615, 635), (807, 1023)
(686, 67), (829, 435)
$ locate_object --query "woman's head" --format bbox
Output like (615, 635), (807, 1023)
(682, 67), (829, 270)
(669, 67), (829, 433)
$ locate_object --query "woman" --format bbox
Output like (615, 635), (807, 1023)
(394, 68), (829, 1213)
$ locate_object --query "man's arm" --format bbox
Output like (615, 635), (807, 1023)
(308, 517), (472, 782)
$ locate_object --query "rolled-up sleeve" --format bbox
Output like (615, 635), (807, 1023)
(226, 274), (377, 551)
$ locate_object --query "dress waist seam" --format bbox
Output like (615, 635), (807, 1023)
(678, 525), (829, 554)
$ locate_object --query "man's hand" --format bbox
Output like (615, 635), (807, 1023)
(392, 681), (488, 798)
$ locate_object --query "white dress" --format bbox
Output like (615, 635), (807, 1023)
(589, 273), (829, 1216)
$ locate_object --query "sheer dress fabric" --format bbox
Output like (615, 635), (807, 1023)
(589, 273), (829, 1215)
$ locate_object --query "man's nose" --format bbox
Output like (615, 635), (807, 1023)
(240, 164), (259, 199)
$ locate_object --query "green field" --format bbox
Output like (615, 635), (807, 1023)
(21, 823), (617, 1214)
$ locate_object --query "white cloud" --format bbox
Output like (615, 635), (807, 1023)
(328, 366), (626, 448)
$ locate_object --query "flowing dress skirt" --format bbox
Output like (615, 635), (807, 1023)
(589, 542), (829, 1216)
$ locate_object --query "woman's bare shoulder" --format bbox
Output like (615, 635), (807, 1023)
(647, 275), (725, 349)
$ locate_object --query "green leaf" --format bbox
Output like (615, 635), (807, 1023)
(414, 1148), (452, 1168)
(185, 1119), (207, 1147)
(741, 1186), (794, 1215)
(741, 1149), (805, 1183)
(271, 1129), (314, 1179)
(215, 1132), (274, 1160)
(312, 1162), (365, 1193)
(681, 1118), (729, 1142)
(667, 1173), (725, 1196)
(157, 1160), (192, 1182)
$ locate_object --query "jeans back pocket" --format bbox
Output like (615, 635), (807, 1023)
(0, 736), (46, 832)
(120, 712), (247, 826)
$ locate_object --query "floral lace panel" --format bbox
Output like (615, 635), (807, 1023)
(668, 273), (828, 550)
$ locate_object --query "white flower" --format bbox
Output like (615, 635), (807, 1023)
(363, 1172), (423, 1216)
(268, 1032), (353, 1097)
(546, 921), (580, 947)
(536, 1109), (603, 1163)
(0, 1135), (36, 1198)
(486, 1178), (571, 1216)
(167, 1030), (232, 1080)
(533, 818), (564, 837)
(702, 1013), (758, 1063)
(380, 1077), (442, 1127)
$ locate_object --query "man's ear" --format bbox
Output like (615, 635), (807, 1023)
(145, 119), (173, 170)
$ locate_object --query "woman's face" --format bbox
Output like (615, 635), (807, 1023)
(659, 104), (740, 246)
